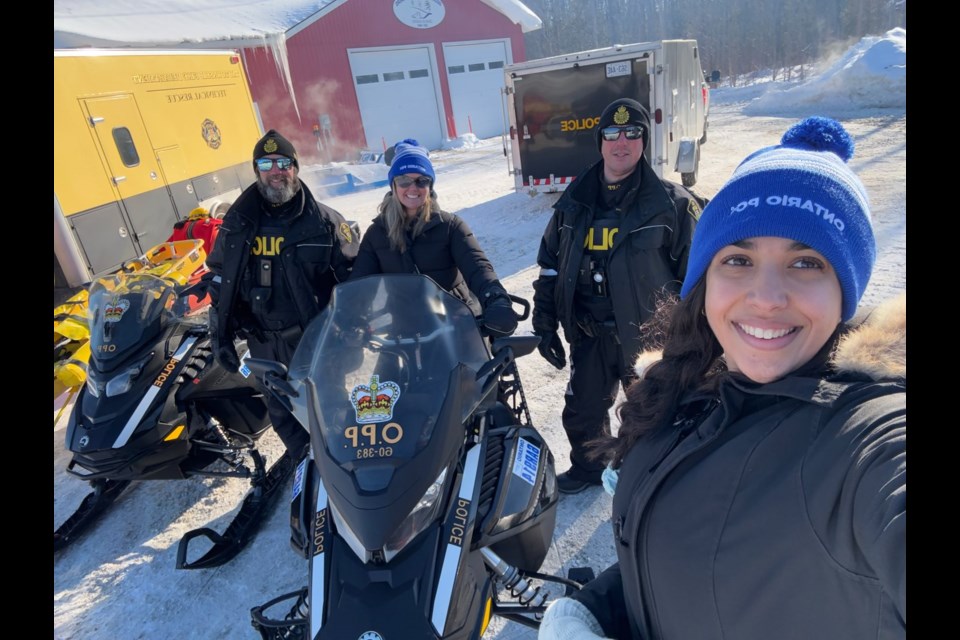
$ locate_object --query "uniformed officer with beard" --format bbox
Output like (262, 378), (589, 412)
(206, 129), (359, 462)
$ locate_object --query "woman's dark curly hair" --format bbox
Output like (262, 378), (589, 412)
(590, 280), (724, 467)
(590, 276), (850, 467)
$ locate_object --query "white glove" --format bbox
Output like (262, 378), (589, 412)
(539, 597), (611, 640)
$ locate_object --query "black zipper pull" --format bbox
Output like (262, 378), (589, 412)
(647, 401), (717, 473)
(648, 419), (689, 474)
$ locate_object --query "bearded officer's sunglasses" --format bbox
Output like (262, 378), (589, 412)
(255, 157), (295, 171)
(395, 176), (433, 189)
(600, 125), (644, 141)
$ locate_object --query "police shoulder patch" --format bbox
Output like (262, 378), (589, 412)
(687, 198), (703, 220)
(338, 222), (354, 244)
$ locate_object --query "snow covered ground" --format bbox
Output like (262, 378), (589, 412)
(54, 29), (906, 639)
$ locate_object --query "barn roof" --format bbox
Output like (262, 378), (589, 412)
(54, 0), (542, 49)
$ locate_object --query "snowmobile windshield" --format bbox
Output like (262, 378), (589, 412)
(87, 273), (179, 368)
(290, 274), (491, 466)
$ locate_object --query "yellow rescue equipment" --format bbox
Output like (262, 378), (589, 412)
(53, 239), (207, 403)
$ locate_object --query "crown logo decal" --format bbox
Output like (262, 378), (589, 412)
(104, 298), (130, 323)
(350, 375), (401, 424)
(263, 138), (279, 153)
(613, 106), (630, 125)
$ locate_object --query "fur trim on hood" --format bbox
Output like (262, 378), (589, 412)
(833, 291), (906, 380)
(634, 292), (906, 382)
(633, 349), (664, 381)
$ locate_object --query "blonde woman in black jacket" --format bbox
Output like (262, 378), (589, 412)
(349, 139), (517, 337)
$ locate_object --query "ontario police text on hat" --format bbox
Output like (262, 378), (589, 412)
(680, 116), (875, 322)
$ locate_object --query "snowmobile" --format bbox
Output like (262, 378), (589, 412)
(54, 238), (210, 406)
(54, 270), (292, 569)
(242, 274), (582, 639)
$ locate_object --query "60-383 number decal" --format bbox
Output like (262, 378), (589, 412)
(355, 447), (393, 459)
(344, 422), (403, 459)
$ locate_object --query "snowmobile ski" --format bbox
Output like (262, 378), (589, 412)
(54, 479), (132, 552)
(175, 452), (295, 570)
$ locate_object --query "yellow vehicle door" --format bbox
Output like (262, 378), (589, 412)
(82, 95), (179, 255)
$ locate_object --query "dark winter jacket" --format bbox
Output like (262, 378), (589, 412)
(206, 181), (358, 349)
(571, 292), (907, 640)
(531, 158), (704, 360)
(349, 209), (507, 315)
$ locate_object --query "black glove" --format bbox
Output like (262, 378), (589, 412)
(212, 333), (241, 371)
(536, 330), (566, 370)
(482, 296), (518, 338)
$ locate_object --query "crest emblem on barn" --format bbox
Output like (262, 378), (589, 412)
(393, 0), (446, 29)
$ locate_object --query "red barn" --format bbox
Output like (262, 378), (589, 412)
(241, 0), (539, 162)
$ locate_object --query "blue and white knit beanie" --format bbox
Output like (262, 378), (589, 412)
(388, 138), (436, 185)
(680, 116), (875, 322)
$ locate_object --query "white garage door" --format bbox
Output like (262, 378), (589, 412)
(442, 40), (511, 141)
(348, 46), (445, 151)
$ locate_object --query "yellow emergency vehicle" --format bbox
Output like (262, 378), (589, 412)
(54, 49), (263, 288)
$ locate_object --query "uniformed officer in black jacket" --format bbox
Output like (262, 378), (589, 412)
(532, 99), (706, 493)
(206, 129), (359, 461)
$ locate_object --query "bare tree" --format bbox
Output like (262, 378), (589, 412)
(520, 0), (906, 81)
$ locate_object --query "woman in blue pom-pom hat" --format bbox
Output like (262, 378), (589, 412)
(539, 117), (906, 640)
(349, 139), (518, 338)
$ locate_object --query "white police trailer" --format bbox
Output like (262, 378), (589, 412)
(502, 40), (709, 193)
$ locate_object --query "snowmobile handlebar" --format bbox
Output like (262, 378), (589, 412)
(244, 358), (299, 412)
(177, 278), (209, 301)
(508, 293), (531, 321)
(490, 333), (541, 359)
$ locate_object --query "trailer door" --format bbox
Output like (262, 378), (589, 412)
(511, 58), (651, 187)
(82, 95), (178, 256)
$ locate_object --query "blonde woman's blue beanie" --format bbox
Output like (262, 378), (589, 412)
(388, 139), (435, 185)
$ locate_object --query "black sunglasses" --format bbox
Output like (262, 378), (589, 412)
(255, 157), (295, 171)
(600, 125), (644, 141)
(395, 176), (432, 189)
